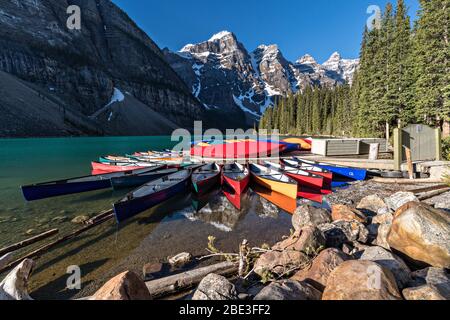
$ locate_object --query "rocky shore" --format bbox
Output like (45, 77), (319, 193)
(1, 182), (449, 301)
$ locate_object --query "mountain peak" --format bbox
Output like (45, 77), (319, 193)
(324, 51), (341, 64)
(208, 30), (234, 42)
(296, 54), (317, 65)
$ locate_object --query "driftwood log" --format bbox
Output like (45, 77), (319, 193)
(417, 188), (450, 201)
(372, 177), (443, 184)
(0, 229), (59, 257)
(145, 261), (238, 299)
(0, 213), (114, 274)
(410, 184), (449, 194)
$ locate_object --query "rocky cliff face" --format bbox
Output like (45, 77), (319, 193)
(164, 31), (359, 126)
(0, 0), (204, 136)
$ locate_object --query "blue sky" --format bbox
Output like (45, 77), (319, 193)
(113, 0), (420, 63)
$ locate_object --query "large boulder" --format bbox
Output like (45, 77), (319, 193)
(272, 226), (326, 256)
(360, 246), (411, 289)
(254, 227), (322, 277)
(254, 280), (322, 300)
(292, 205), (331, 231)
(0, 259), (34, 300)
(192, 274), (238, 300)
(403, 267), (450, 300)
(322, 260), (402, 300)
(387, 202), (450, 268)
(357, 195), (388, 215)
(385, 192), (419, 212)
(91, 271), (151, 300)
(318, 220), (369, 248)
(331, 205), (367, 224)
(292, 248), (351, 291)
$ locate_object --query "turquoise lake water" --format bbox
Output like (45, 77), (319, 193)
(0, 136), (293, 299)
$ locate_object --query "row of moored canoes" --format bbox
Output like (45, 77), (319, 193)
(21, 157), (367, 223)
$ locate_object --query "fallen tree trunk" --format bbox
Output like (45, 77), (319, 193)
(417, 188), (450, 201)
(0, 214), (114, 274)
(372, 177), (443, 184)
(0, 229), (59, 257)
(145, 261), (238, 299)
(0, 254), (13, 270)
(410, 184), (449, 194)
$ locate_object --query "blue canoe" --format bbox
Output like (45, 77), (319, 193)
(113, 169), (192, 223)
(296, 158), (367, 181)
(21, 167), (163, 202)
(110, 168), (178, 190)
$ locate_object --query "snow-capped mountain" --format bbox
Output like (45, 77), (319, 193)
(322, 52), (359, 85)
(163, 31), (359, 126)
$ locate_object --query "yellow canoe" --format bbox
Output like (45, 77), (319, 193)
(282, 138), (311, 150)
(253, 184), (298, 214)
(250, 163), (298, 199)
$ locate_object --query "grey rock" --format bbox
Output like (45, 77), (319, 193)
(254, 280), (322, 300)
(71, 215), (90, 224)
(168, 252), (192, 268)
(385, 192), (419, 212)
(318, 220), (369, 248)
(407, 267), (450, 299)
(360, 246), (411, 289)
(292, 204), (331, 231)
(357, 195), (388, 216)
(192, 274), (238, 300)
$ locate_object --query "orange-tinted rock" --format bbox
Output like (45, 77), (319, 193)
(91, 271), (151, 300)
(322, 260), (402, 300)
(387, 202), (450, 268)
(292, 248), (350, 291)
(331, 204), (367, 224)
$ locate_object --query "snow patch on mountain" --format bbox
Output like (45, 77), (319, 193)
(233, 94), (261, 118)
(209, 30), (233, 42)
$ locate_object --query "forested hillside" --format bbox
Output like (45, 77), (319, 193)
(260, 0), (450, 139)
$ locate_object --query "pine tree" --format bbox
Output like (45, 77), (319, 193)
(413, 0), (450, 130)
(392, 0), (415, 125)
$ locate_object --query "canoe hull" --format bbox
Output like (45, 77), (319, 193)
(285, 172), (324, 189)
(297, 186), (324, 204)
(252, 185), (297, 214)
(223, 174), (250, 195)
(110, 171), (176, 190)
(92, 162), (144, 173)
(251, 174), (298, 199)
(192, 174), (221, 195)
(22, 180), (112, 202)
(317, 165), (367, 181)
(113, 178), (190, 223)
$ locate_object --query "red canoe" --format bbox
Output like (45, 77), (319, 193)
(91, 162), (148, 173)
(222, 163), (250, 195)
(263, 162), (324, 189)
(282, 158), (333, 190)
(298, 186), (324, 204)
(191, 141), (285, 159)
